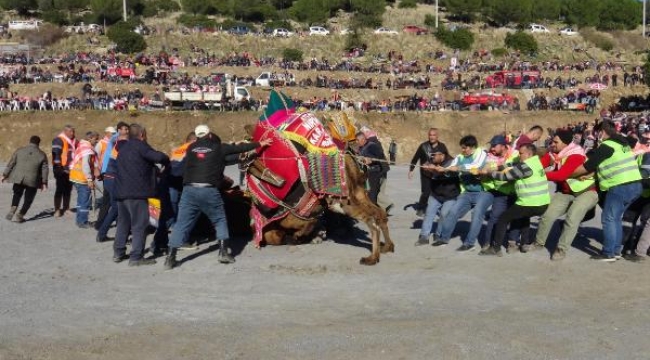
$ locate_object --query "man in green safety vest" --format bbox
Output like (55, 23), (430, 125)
(479, 143), (551, 256)
(571, 120), (642, 262)
(530, 129), (599, 261)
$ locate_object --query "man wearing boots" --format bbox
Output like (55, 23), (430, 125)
(164, 125), (272, 270)
(1, 136), (48, 223)
(51, 125), (78, 217)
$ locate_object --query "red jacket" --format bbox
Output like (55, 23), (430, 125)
(540, 152), (596, 194)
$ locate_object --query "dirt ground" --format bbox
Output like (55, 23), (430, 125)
(0, 109), (594, 163)
(0, 163), (649, 360)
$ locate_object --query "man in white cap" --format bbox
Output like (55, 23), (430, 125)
(164, 124), (272, 269)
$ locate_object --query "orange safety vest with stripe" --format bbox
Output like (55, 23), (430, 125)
(170, 142), (192, 162)
(97, 137), (110, 165)
(54, 134), (75, 168)
(69, 141), (97, 184)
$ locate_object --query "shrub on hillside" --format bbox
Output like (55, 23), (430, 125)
(398, 0), (417, 9)
(491, 48), (508, 57)
(23, 24), (67, 46)
(177, 14), (218, 29)
(41, 10), (69, 26)
(344, 30), (365, 51)
(282, 48), (303, 62)
(107, 25), (147, 53)
(143, 0), (180, 17)
(265, 20), (294, 31)
(581, 28), (614, 52)
(504, 31), (538, 54)
(424, 14), (436, 28)
(434, 26), (475, 51)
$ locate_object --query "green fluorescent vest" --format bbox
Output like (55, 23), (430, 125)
(515, 155), (551, 206)
(597, 140), (642, 191)
(636, 154), (650, 198)
(482, 150), (519, 195)
(563, 157), (595, 193)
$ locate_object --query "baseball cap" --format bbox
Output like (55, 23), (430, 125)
(104, 126), (117, 134)
(489, 135), (507, 146)
(195, 124), (210, 138)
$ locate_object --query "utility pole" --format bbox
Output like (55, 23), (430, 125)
(435, 0), (439, 28)
(123, 0), (128, 22)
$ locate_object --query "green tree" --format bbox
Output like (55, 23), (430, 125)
(598, 0), (641, 31)
(531, 0), (560, 22)
(181, 0), (210, 15)
(90, 0), (123, 24)
(350, 0), (386, 29)
(234, 0), (278, 22)
(289, 0), (328, 24)
(443, 0), (483, 23)
(0, 0), (38, 15)
(434, 25), (475, 50)
(483, 0), (533, 27)
(562, 0), (601, 27)
(504, 30), (538, 54)
(107, 22), (147, 53)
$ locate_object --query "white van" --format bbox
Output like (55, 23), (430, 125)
(529, 24), (549, 33)
(309, 26), (330, 36)
(8, 20), (41, 31)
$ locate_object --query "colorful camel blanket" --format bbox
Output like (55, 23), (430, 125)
(302, 153), (348, 196)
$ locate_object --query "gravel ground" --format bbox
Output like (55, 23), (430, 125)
(1, 165), (649, 360)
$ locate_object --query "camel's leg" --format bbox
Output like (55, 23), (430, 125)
(379, 215), (395, 254)
(342, 201), (382, 265)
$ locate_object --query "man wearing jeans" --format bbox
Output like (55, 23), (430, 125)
(164, 125), (272, 270)
(481, 135), (520, 252)
(415, 148), (459, 245)
(571, 121), (642, 262)
(433, 135), (492, 251)
(68, 131), (100, 228)
(531, 129), (598, 260)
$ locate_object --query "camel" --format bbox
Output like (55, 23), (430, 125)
(245, 125), (395, 266)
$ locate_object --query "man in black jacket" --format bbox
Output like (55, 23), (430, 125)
(356, 131), (389, 205)
(409, 128), (448, 216)
(113, 124), (170, 266)
(164, 124), (271, 270)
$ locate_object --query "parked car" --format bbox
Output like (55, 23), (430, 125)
(273, 28), (293, 37)
(309, 26), (330, 36)
(339, 28), (351, 35)
(559, 27), (578, 36)
(228, 26), (250, 35)
(529, 24), (550, 33)
(374, 27), (399, 35)
(403, 25), (428, 35)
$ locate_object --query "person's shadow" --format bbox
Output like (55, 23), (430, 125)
(24, 208), (55, 222)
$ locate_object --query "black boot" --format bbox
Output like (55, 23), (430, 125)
(164, 248), (178, 270)
(218, 239), (235, 264)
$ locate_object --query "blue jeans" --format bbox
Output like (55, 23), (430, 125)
(168, 186), (230, 249)
(74, 183), (91, 226)
(438, 191), (494, 245)
(97, 177), (118, 238)
(420, 196), (456, 238)
(601, 182), (642, 257)
(168, 185), (181, 228)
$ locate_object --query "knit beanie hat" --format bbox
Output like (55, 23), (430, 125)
(555, 129), (574, 145)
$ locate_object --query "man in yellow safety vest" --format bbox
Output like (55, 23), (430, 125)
(571, 120), (642, 262)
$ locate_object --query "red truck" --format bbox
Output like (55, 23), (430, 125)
(484, 70), (541, 88)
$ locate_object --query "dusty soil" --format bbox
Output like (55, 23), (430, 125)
(0, 164), (649, 360)
(0, 109), (594, 162)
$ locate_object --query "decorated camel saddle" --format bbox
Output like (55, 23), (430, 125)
(246, 91), (356, 246)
